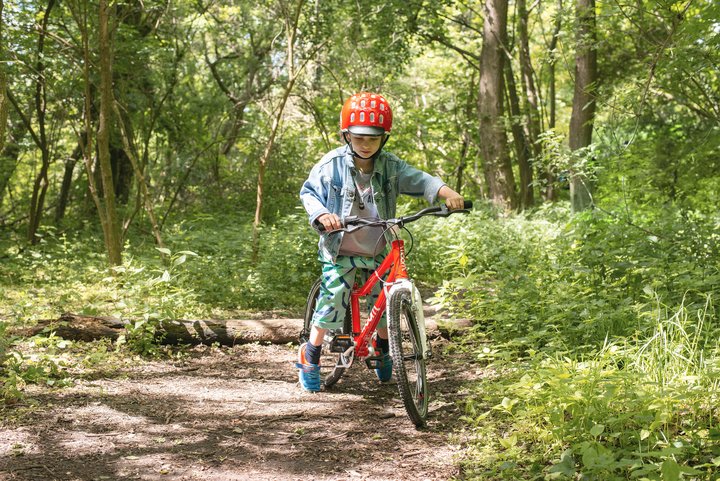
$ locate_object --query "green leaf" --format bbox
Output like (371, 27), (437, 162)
(499, 397), (518, 412)
(590, 424), (605, 437)
(156, 247), (172, 256)
(581, 445), (598, 467)
(499, 434), (517, 449)
(548, 449), (576, 477)
(661, 459), (680, 481)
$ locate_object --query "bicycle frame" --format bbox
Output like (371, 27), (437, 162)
(349, 238), (409, 358)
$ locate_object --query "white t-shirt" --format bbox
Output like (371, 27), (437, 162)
(338, 171), (387, 257)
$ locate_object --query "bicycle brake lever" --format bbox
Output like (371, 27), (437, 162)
(429, 205), (452, 217)
(342, 215), (359, 227)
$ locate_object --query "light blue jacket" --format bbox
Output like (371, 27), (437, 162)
(300, 145), (446, 262)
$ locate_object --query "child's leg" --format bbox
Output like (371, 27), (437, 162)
(305, 256), (359, 363)
(308, 325), (327, 347)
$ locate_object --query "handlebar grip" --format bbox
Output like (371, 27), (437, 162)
(463, 200), (473, 209)
(314, 215), (358, 232)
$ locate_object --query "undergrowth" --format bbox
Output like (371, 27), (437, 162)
(2, 199), (719, 481)
(410, 203), (720, 480)
(0, 208), (317, 399)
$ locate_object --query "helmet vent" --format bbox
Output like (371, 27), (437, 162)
(340, 92), (393, 133)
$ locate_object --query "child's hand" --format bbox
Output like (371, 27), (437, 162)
(438, 186), (465, 210)
(316, 213), (342, 232)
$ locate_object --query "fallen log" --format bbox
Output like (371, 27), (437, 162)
(23, 313), (465, 346)
(23, 313), (303, 345)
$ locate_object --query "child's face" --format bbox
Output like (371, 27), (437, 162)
(349, 133), (384, 159)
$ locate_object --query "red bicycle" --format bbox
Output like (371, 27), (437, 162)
(300, 201), (472, 427)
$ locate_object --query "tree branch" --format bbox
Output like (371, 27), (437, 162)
(420, 33), (480, 70)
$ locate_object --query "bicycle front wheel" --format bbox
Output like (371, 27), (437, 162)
(301, 277), (351, 388)
(388, 288), (429, 428)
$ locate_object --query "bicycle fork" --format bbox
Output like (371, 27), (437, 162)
(386, 279), (432, 361)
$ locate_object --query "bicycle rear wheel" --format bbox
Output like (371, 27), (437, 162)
(388, 288), (429, 428)
(301, 277), (352, 388)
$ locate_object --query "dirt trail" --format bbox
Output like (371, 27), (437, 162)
(0, 334), (476, 481)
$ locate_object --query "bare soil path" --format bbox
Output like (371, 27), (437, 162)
(0, 335), (476, 481)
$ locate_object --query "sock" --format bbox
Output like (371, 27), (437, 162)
(375, 335), (389, 354)
(305, 342), (322, 365)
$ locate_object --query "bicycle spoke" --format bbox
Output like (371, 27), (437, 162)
(388, 288), (429, 428)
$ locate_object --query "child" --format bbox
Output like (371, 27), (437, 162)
(298, 92), (464, 392)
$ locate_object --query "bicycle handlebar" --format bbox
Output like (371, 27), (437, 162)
(314, 200), (473, 233)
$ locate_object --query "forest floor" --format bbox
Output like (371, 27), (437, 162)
(0, 314), (483, 481)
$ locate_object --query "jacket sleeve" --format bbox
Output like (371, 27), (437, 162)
(396, 158), (446, 204)
(299, 162), (331, 227)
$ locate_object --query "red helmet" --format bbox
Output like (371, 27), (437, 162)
(340, 92), (393, 136)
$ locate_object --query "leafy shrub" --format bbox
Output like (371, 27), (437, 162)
(410, 202), (720, 479)
(1, 333), (76, 401)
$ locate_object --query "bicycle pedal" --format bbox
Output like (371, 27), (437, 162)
(328, 335), (353, 353)
(364, 355), (384, 370)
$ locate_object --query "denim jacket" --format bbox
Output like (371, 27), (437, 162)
(300, 145), (446, 262)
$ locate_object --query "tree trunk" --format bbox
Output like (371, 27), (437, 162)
(55, 142), (82, 223)
(74, 0), (103, 233)
(568, 0), (597, 212)
(548, 0), (562, 132)
(478, 0), (516, 209)
(543, 0), (563, 202)
(98, 0), (123, 265)
(505, 62), (534, 209)
(110, 140), (133, 204)
(252, 0), (307, 261)
(0, 121), (25, 209)
(517, 0), (542, 159)
(456, 73), (476, 193)
(0, 0), (8, 156)
(114, 102), (166, 252)
(27, 0), (56, 244)
(252, 78), (295, 261)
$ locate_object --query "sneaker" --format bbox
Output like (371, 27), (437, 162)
(296, 342), (321, 392)
(375, 351), (393, 382)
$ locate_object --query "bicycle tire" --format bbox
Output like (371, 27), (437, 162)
(300, 277), (351, 388)
(388, 288), (429, 428)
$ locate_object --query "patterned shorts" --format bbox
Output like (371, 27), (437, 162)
(311, 255), (387, 330)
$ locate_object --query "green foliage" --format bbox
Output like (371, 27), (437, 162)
(459, 299), (720, 480)
(0, 209), (320, 398)
(1, 333), (76, 401)
(0, 210), (318, 325)
(412, 202), (720, 479)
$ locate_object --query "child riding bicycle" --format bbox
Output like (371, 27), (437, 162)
(297, 91), (464, 392)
